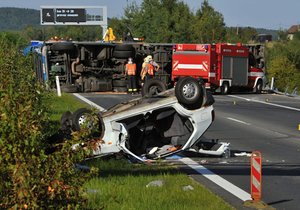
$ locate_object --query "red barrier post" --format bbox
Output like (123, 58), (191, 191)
(251, 151), (262, 201)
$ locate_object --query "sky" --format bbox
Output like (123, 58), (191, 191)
(0, 0), (299, 30)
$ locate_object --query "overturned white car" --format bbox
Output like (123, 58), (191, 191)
(67, 77), (216, 162)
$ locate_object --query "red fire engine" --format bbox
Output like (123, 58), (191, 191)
(171, 43), (265, 94)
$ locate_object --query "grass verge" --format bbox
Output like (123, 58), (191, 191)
(48, 92), (234, 210)
(84, 158), (234, 210)
(44, 92), (88, 122)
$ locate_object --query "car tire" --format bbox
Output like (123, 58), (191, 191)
(175, 77), (204, 109)
(60, 111), (73, 131)
(72, 108), (105, 138)
(142, 79), (166, 97)
(72, 108), (93, 131)
(51, 42), (76, 51)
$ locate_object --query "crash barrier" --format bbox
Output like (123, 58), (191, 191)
(251, 151), (262, 201)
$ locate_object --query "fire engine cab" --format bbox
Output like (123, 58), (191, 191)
(171, 43), (265, 94)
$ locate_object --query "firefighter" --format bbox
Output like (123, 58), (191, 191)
(140, 57), (149, 84)
(141, 55), (160, 82)
(125, 57), (137, 93)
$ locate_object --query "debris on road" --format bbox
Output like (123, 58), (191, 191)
(182, 185), (194, 191)
(146, 180), (165, 188)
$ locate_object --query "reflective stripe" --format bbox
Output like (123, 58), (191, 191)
(249, 72), (264, 77)
(147, 63), (154, 75)
(208, 72), (216, 77)
(177, 64), (208, 71)
(126, 63), (136, 75)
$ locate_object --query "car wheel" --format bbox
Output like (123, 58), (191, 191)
(72, 108), (93, 131)
(72, 108), (105, 138)
(142, 79), (166, 97)
(221, 82), (230, 95)
(175, 77), (204, 109)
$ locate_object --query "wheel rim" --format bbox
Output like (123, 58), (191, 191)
(78, 115), (87, 126)
(78, 114), (93, 129)
(182, 83), (198, 99)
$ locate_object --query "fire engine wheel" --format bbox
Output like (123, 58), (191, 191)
(50, 42), (76, 51)
(254, 80), (263, 94)
(175, 77), (204, 109)
(142, 79), (166, 97)
(221, 82), (230, 95)
(72, 108), (105, 138)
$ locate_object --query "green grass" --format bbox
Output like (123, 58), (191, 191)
(47, 92), (234, 210)
(84, 158), (234, 210)
(44, 92), (88, 122)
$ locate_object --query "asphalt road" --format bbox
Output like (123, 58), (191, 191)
(186, 93), (300, 210)
(75, 92), (300, 210)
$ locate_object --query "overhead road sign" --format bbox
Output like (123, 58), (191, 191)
(40, 6), (107, 26)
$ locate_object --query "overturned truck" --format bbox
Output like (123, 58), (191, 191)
(31, 40), (173, 92)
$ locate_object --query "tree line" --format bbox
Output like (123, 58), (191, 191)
(1, 0), (299, 92)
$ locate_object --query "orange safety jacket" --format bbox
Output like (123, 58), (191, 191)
(126, 63), (136, 75)
(146, 63), (154, 76)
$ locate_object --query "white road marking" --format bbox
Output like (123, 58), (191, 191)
(180, 157), (252, 202)
(227, 117), (251, 125)
(228, 95), (300, 112)
(73, 93), (107, 112)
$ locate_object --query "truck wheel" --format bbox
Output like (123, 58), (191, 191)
(142, 79), (166, 97)
(221, 82), (230, 95)
(114, 44), (134, 51)
(254, 80), (263, 94)
(51, 42), (75, 51)
(175, 77), (204, 109)
(113, 50), (134, 59)
(113, 87), (128, 92)
(113, 79), (127, 87)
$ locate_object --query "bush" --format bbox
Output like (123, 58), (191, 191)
(268, 56), (300, 92)
(0, 36), (94, 209)
(266, 40), (300, 92)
